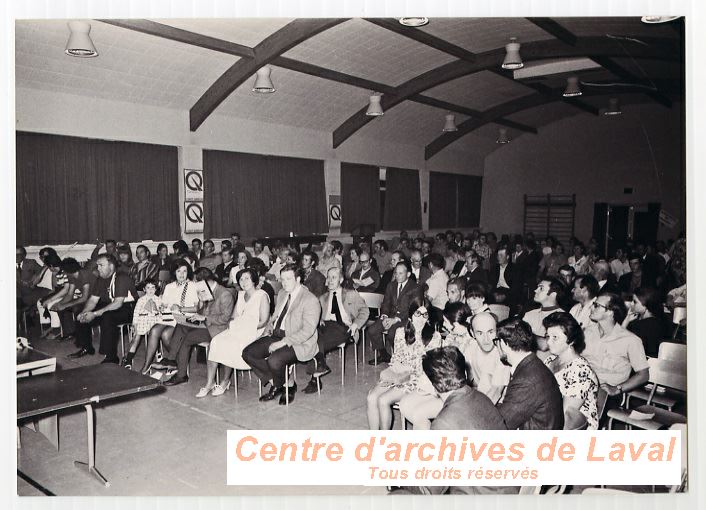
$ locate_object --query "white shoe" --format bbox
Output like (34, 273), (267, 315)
(211, 380), (231, 397)
(196, 386), (214, 398)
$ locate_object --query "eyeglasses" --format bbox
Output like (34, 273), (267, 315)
(492, 338), (501, 346)
(592, 302), (610, 310)
(413, 311), (429, 318)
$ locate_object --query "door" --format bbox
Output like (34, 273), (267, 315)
(593, 203), (630, 258)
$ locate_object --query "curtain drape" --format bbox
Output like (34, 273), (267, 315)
(340, 162), (380, 233)
(429, 171), (483, 228)
(16, 132), (179, 245)
(458, 174), (483, 227)
(203, 150), (327, 238)
(383, 166), (421, 231)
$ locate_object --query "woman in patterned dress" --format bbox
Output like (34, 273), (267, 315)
(542, 312), (599, 429)
(367, 299), (442, 430)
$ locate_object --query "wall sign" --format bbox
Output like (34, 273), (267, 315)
(328, 194), (341, 229)
(184, 169), (204, 202)
(184, 201), (204, 234)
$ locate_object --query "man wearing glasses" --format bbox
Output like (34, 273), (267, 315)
(582, 293), (649, 408)
(350, 251), (380, 293)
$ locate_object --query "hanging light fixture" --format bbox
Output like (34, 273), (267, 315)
(502, 37), (523, 70)
(366, 94), (384, 116)
(252, 66), (275, 93)
(398, 17), (429, 27)
(442, 114), (458, 132)
(563, 76), (582, 97)
(65, 21), (98, 57)
(641, 16), (680, 23)
(604, 98), (622, 116)
(496, 128), (510, 144)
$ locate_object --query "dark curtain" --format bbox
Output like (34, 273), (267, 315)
(429, 171), (457, 229)
(341, 162), (380, 233)
(383, 167), (421, 231)
(203, 150), (327, 238)
(16, 132), (179, 245)
(458, 174), (483, 227)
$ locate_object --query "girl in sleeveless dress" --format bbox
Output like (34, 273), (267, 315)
(196, 268), (270, 397)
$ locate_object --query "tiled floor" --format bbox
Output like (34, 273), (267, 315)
(17, 325), (390, 496)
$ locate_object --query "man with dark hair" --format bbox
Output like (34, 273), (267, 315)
(568, 243), (590, 275)
(558, 264), (576, 289)
(495, 318), (564, 430)
(409, 249), (431, 287)
(569, 275), (599, 329)
(199, 239), (222, 272)
(366, 262), (421, 364)
(220, 239), (233, 252)
(162, 268), (236, 386)
(16, 245), (43, 307)
(301, 250), (326, 297)
(424, 253), (448, 314)
(522, 278), (565, 351)
(372, 240), (391, 276)
(230, 232), (246, 255)
(619, 256), (656, 297)
(584, 293), (649, 401)
(243, 263), (321, 405)
(51, 257), (96, 341)
(215, 247), (235, 287)
(71, 254), (138, 363)
(351, 251), (381, 293)
(252, 239), (270, 267)
(191, 238), (203, 261)
(86, 239), (117, 272)
(376, 250), (405, 294)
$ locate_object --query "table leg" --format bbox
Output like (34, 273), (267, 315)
(73, 404), (110, 487)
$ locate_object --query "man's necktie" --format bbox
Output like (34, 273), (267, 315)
(274, 294), (291, 334)
(397, 283), (403, 299)
(331, 291), (343, 324)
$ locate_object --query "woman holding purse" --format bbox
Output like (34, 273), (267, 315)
(366, 298), (442, 430)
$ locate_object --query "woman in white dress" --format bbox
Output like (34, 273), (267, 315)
(197, 268), (270, 397)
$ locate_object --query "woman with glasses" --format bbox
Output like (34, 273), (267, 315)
(367, 298), (442, 430)
(542, 312), (599, 429)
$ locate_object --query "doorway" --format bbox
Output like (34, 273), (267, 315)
(592, 202), (661, 257)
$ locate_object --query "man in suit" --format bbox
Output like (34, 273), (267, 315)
(16, 245), (44, 307)
(459, 249), (488, 289)
(301, 250), (326, 298)
(243, 263), (321, 405)
(214, 247), (235, 287)
(490, 245), (514, 292)
(302, 267), (369, 393)
(592, 259), (620, 295)
(618, 256), (656, 297)
(366, 262), (421, 364)
(376, 250), (405, 294)
(409, 249), (431, 287)
(392, 346), (516, 496)
(350, 251), (381, 293)
(495, 318), (564, 430)
(162, 268), (236, 384)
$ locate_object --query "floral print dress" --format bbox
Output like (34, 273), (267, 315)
(381, 328), (442, 393)
(544, 354), (599, 429)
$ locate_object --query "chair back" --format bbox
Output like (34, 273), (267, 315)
(645, 358), (687, 404)
(488, 304), (510, 322)
(359, 292), (384, 310)
(596, 388), (609, 424)
(658, 342), (687, 364)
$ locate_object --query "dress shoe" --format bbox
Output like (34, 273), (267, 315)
(259, 385), (285, 402)
(101, 357), (119, 364)
(367, 350), (391, 365)
(163, 375), (189, 386)
(68, 347), (95, 358)
(312, 362), (331, 378)
(279, 383), (297, 405)
(303, 378), (321, 394)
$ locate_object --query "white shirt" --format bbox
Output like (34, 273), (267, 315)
(256, 252), (270, 267)
(523, 306), (563, 337)
(161, 280), (199, 308)
(37, 266), (54, 290)
(323, 289), (351, 326)
(425, 269), (449, 310)
(412, 267), (421, 281)
(463, 340), (511, 404)
(570, 298), (596, 329)
(610, 259), (631, 279)
(497, 263), (510, 288)
(275, 284), (302, 333)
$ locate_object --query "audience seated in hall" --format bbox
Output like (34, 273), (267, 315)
(523, 277), (565, 355)
(50, 257), (96, 342)
(372, 240), (391, 277)
(349, 250), (380, 293)
(622, 286), (668, 358)
(129, 244), (159, 293)
(409, 249), (432, 287)
(300, 249), (326, 298)
(424, 253), (449, 318)
(569, 275), (599, 331)
(317, 241), (341, 278)
(376, 250), (404, 294)
(199, 239), (223, 272)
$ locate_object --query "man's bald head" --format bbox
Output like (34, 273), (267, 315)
(470, 312), (498, 354)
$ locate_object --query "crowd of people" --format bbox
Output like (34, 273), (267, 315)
(16, 229), (686, 428)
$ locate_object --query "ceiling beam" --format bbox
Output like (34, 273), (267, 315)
(590, 56), (673, 108)
(332, 36), (678, 148)
(98, 19), (256, 58)
(526, 17), (578, 46)
(410, 94), (537, 134)
(424, 88), (666, 160)
(190, 18), (347, 131)
(364, 18), (477, 62)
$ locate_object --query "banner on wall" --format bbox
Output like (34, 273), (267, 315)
(328, 195), (341, 229)
(184, 201), (204, 234)
(184, 169), (204, 202)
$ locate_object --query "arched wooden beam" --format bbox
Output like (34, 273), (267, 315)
(189, 18), (347, 131)
(332, 36), (680, 149)
(424, 87), (676, 160)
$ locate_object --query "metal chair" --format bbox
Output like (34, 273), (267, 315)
(626, 343), (686, 411)
(334, 334), (359, 386)
(284, 358), (321, 406)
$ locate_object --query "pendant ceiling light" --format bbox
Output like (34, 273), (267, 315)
(366, 94), (384, 116)
(496, 128), (510, 144)
(563, 76), (582, 97)
(65, 21), (98, 57)
(442, 114), (458, 132)
(398, 18), (429, 27)
(502, 37), (523, 70)
(641, 16), (680, 23)
(604, 98), (622, 116)
(252, 66), (275, 93)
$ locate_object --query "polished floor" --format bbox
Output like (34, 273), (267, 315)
(17, 324), (389, 496)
